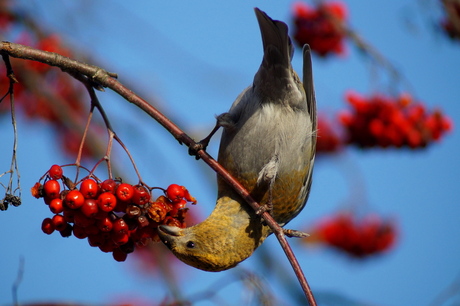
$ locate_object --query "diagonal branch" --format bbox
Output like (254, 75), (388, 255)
(0, 41), (316, 305)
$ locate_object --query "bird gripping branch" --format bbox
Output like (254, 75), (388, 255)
(158, 7), (317, 272)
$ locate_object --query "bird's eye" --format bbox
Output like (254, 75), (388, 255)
(186, 241), (195, 248)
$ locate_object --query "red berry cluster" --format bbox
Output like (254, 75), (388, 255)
(309, 212), (397, 258)
(31, 165), (197, 262)
(0, 4), (103, 160)
(441, 0), (460, 41)
(292, 1), (347, 57)
(339, 92), (453, 148)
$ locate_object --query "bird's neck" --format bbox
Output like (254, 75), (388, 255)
(195, 194), (270, 269)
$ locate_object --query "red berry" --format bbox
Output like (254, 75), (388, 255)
(183, 188), (197, 204)
(72, 224), (88, 239)
(49, 198), (64, 214)
(88, 234), (105, 247)
(112, 248), (128, 262)
(84, 224), (100, 236)
(116, 183), (134, 202)
(43, 180), (61, 199)
(119, 239), (135, 254)
(111, 231), (130, 245)
(132, 185), (150, 205)
(166, 184), (185, 202)
(80, 178), (99, 199)
(65, 190), (85, 209)
(41, 218), (55, 235)
(73, 211), (96, 227)
(63, 208), (77, 223)
(59, 223), (73, 238)
(97, 217), (113, 232)
(99, 240), (116, 253)
(101, 179), (117, 193)
(112, 218), (129, 235)
(113, 200), (128, 213)
(49, 164), (63, 180)
(52, 214), (68, 232)
(97, 192), (117, 212)
(81, 199), (99, 218)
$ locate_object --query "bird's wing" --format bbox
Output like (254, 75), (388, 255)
(300, 44), (317, 206)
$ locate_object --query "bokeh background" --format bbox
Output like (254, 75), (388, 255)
(0, 1), (459, 305)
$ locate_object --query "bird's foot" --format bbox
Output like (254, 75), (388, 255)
(283, 229), (310, 238)
(256, 202), (274, 217)
(188, 114), (230, 160)
(188, 139), (210, 160)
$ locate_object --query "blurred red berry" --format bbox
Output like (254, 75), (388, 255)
(307, 212), (397, 258)
(293, 1), (347, 57)
(316, 116), (344, 153)
(340, 91), (453, 149)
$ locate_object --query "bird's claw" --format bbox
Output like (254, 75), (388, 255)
(188, 140), (209, 160)
(256, 202), (274, 217)
(283, 229), (310, 238)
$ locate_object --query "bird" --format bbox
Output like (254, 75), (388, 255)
(158, 7), (317, 272)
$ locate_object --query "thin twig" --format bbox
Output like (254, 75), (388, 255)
(81, 77), (145, 183)
(0, 42), (316, 305)
(0, 53), (21, 204)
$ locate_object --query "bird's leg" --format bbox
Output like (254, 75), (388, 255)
(255, 188), (274, 217)
(188, 122), (221, 159)
(255, 157), (277, 220)
(188, 113), (233, 159)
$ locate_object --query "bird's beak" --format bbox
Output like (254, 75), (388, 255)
(158, 225), (182, 236)
(157, 225), (183, 246)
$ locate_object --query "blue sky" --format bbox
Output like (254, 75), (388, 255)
(1, 1), (459, 305)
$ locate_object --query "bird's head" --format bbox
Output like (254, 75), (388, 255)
(157, 222), (259, 272)
(157, 224), (240, 272)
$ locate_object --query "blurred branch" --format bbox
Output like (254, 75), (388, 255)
(12, 256), (24, 306)
(0, 41), (316, 305)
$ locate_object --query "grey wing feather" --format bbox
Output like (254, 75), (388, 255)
(300, 44), (317, 206)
